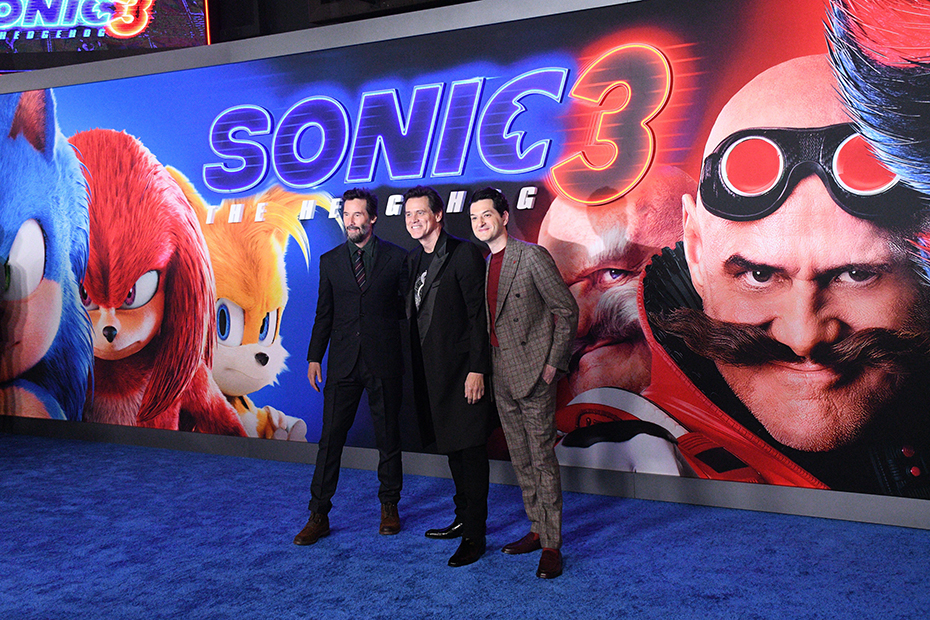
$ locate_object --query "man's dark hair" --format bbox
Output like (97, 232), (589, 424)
(470, 187), (509, 216)
(403, 185), (444, 216)
(342, 188), (378, 220)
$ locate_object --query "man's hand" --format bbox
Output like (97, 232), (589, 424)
(465, 372), (485, 404)
(542, 364), (558, 385)
(307, 362), (323, 392)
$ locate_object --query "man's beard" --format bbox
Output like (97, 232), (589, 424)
(347, 223), (370, 244)
(652, 307), (930, 386)
(570, 283), (644, 371)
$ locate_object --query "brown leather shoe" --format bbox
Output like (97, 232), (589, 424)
(501, 532), (541, 555)
(379, 502), (401, 535)
(293, 512), (330, 545)
(536, 548), (563, 579)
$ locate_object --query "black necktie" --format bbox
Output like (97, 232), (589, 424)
(353, 249), (366, 288)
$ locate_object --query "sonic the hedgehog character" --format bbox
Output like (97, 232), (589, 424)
(0, 90), (92, 421)
(70, 129), (245, 436)
(173, 169), (320, 441)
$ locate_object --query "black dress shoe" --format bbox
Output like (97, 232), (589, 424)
(425, 521), (464, 539)
(448, 536), (486, 567)
(536, 548), (563, 579)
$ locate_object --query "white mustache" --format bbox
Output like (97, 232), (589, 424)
(573, 283), (643, 357)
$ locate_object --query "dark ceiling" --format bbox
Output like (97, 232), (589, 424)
(0, 0), (478, 73)
(212, 0), (479, 42)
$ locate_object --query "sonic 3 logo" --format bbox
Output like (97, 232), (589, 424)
(204, 44), (672, 206)
(0, 0), (152, 39)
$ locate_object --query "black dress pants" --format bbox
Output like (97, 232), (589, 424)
(447, 443), (490, 539)
(308, 355), (403, 515)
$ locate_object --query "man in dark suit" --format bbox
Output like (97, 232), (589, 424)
(470, 187), (578, 579)
(294, 188), (408, 545)
(403, 186), (494, 567)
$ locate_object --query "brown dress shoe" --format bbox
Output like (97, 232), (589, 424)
(379, 502), (401, 535)
(501, 532), (541, 555)
(293, 512), (330, 545)
(536, 548), (563, 579)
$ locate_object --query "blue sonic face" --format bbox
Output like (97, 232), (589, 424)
(0, 217), (60, 380)
(0, 90), (90, 420)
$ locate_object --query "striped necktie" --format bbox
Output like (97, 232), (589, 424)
(353, 248), (366, 288)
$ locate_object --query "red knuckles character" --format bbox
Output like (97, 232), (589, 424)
(71, 129), (246, 436)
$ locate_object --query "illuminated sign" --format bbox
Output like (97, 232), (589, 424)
(550, 44), (672, 205)
(204, 47), (673, 207)
(0, 0), (155, 39)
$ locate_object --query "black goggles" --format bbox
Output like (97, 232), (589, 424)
(698, 123), (925, 222)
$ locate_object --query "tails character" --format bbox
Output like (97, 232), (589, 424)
(173, 168), (319, 441)
(0, 90), (91, 421)
(70, 129), (245, 436)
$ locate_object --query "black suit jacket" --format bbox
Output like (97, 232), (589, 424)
(308, 236), (408, 380)
(407, 231), (492, 453)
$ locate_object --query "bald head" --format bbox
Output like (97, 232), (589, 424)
(704, 55), (849, 158)
(681, 54), (930, 452)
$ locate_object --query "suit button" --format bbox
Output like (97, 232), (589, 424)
(520, 341), (526, 346)
(513, 318), (519, 322)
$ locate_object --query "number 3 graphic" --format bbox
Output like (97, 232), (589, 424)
(107, 0), (154, 39)
(550, 44), (672, 206)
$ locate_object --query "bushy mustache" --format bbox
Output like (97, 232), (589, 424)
(652, 307), (930, 377)
(570, 284), (644, 370)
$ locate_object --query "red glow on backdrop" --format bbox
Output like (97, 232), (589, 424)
(106, 0), (155, 39)
(548, 27), (703, 205)
(549, 43), (671, 205)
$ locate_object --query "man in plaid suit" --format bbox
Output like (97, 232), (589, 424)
(469, 187), (578, 579)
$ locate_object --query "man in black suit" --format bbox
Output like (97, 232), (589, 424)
(294, 188), (408, 545)
(404, 186), (494, 567)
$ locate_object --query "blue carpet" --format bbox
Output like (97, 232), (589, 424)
(1, 433), (928, 619)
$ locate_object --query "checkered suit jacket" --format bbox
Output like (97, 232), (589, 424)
(487, 236), (578, 399)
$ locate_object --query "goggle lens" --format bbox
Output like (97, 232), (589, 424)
(833, 134), (899, 195)
(721, 137), (783, 196)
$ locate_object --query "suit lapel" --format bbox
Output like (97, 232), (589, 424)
(415, 233), (451, 338)
(343, 242), (364, 291)
(360, 236), (384, 293)
(419, 233), (449, 309)
(496, 239), (521, 321)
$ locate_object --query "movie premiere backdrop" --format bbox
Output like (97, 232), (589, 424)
(3, 0), (927, 499)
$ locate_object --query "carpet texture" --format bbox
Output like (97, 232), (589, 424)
(1, 433), (928, 619)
